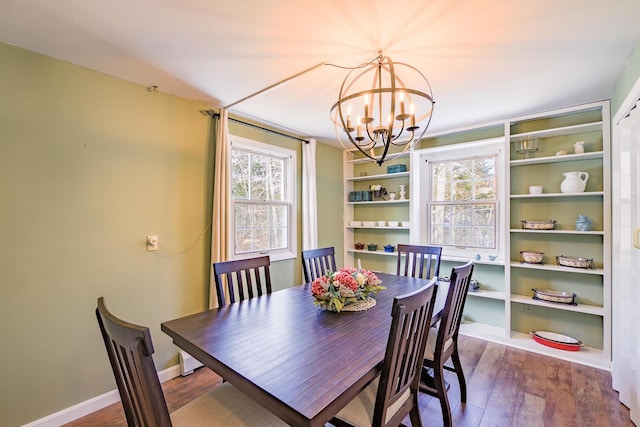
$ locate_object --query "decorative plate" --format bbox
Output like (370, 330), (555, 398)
(530, 330), (584, 351)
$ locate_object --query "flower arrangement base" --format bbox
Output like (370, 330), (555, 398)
(334, 296), (376, 312)
(311, 267), (385, 313)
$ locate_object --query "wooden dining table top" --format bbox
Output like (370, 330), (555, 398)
(161, 272), (446, 427)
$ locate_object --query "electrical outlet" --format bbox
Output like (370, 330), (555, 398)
(147, 235), (159, 251)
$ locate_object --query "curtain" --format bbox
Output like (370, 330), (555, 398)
(302, 138), (318, 251)
(209, 109), (230, 309)
(612, 101), (640, 425)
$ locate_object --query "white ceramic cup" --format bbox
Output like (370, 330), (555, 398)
(529, 185), (543, 195)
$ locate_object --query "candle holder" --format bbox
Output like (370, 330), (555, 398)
(514, 138), (539, 159)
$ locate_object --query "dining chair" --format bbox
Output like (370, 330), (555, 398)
(213, 255), (272, 306)
(95, 297), (287, 426)
(419, 260), (474, 427)
(301, 246), (337, 283)
(396, 244), (442, 280)
(331, 278), (437, 427)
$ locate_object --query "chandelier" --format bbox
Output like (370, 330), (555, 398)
(330, 51), (435, 165)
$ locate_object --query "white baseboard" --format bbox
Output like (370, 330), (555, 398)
(22, 365), (181, 427)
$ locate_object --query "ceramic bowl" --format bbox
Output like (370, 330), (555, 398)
(362, 221), (376, 227)
(529, 185), (543, 194)
(377, 220), (386, 227)
(521, 250), (544, 264)
(349, 220), (362, 227)
(401, 221), (411, 227)
(387, 221), (399, 227)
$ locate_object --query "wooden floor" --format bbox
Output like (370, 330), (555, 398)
(65, 335), (633, 426)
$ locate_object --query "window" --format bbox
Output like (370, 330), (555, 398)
(412, 137), (504, 258)
(429, 156), (497, 249)
(229, 135), (296, 261)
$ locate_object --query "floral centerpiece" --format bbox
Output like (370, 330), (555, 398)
(311, 267), (385, 312)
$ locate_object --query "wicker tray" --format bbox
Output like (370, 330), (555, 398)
(521, 219), (556, 230)
(532, 288), (577, 305)
(556, 255), (594, 269)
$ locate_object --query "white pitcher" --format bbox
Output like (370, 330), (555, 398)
(560, 171), (589, 193)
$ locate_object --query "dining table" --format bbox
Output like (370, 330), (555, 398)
(161, 272), (449, 426)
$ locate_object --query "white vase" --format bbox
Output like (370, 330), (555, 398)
(398, 184), (407, 200)
(560, 171), (589, 193)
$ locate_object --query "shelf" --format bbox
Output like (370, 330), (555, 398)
(345, 150), (410, 164)
(348, 199), (410, 205)
(510, 261), (604, 275)
(458, 323), (609, 370)
(348, 249), (398, 257)
(510, 151), (603, 166)
(347, 226), (409, 230)
(441, 255), (505, 266)
(346, 250), (506, 266)
(510, 191), (603, 199)
(510, 121), (602, 141)
(346, 171), (410, 181)
(510, 229), (604, 235)
(510, 293), (604, 316)
(467, 290), (506, 300)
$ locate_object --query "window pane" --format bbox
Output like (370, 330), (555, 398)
(232, 151), (249, 176)
(253, 205), (270, 227)
(250, 178), (268, 200)
(271, 227), (287, 249)
(452, 205), (472, 225)
(235, 204), (252, 229)
(236, 229), (254, 254)
(430, 225), (450, 246)
(251, 154), (269, 177)
(253, 228), (271, 251)
(273, 206), (287, 227)
(232, 177), (249, 199)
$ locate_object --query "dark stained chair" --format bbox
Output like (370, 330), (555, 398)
(396, 244), (442, 280)
(95, 297), (287, 426)
(301, 246), (337, 283)
(213, 255), (272, 306)
(331, 278), (438, 427)
(419, 260), (474, 427)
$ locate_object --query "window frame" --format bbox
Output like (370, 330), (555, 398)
(410, 137), (505, 261)
(228, 135), (297, 262)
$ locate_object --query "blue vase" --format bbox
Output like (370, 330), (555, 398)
(575, 214), (592, 231)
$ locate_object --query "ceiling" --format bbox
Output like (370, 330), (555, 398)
(2, 0), (640, 146)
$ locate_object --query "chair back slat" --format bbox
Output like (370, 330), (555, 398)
(301, 247), (337, 283)
(96, 297), (172, 427)
(373, 278), (437, 426)
(396, 244), (442, 280)
(213, 256), (272, 306)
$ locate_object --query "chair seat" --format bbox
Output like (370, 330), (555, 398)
(171, 382), (288, 426)
(333, 377), (412, 426)
(423, 326), (453, 361)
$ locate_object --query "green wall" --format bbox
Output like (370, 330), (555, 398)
(0, 42), (343, 426)
(612, 40), (640, 116)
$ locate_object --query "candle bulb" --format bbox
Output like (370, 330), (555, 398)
(399, 93), (405, 115)
(364, 95), (369, 118)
